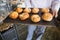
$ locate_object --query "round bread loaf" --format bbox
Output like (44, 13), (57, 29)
(42, 8), (49, 13)
(19, 13), (29, 20)
(42, 13), (53, 21)
(31, 15), (41, 22)
(24, 8), (31, 13)
(9, 11), (18, 19)
(16, 7), (23, 13)
(32, 8), (39, 13)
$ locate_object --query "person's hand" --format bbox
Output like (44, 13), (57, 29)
(52, 10), (58, 18)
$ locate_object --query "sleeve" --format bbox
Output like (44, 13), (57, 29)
(24, 0), (32, 8)
(51, 0), (60, 12)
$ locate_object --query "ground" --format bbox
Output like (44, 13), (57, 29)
(0, 22), (60, 40)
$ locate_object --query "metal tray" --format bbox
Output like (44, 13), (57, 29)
(3, 8), (56, 27)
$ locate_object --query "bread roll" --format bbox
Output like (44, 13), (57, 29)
(42, 8), (49, 13)
(32, 8), (39, 13)
(24, 8), (31, 13)
(31, 15), (41, 22)
(16, 7), (23, 13)
(19, 13), (29, 20)
(42, 13), (53, 21)
(9, 11), (18, 19)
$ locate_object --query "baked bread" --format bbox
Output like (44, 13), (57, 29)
(42, 8), (49, 13)
(32, 8), (39, 13)
(24, 8), (31, 13)
(9, 11), (18, 19)
(31, 15), (41, 22)
(16, 7), (23, 13)
(42, 13), (53, 21)
(19, 13), (29, 20)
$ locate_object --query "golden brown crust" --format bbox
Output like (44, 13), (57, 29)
(42, 13), (53, 21)
(19, 13), (29, 20)
(24, 8), (31, 13)
(9, 11), (18, 19)
(42, 8), (49, 13)
(32, 8), (39, 13)
(16, 7), (23, 13)
(31, 15), (41, 22)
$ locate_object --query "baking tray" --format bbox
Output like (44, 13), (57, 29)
(3, 8), (56, 27)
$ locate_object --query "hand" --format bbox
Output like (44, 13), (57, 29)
(52, 10), (58, 18)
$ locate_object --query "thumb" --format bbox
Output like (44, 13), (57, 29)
(52, 11), (55, 17)
(52, 10), (58, 18)
(55, 12), (58, 18)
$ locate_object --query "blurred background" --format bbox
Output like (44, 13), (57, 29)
(0, 0), (60, 40)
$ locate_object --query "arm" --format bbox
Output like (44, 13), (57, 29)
(51, 0), (60, 18)
(24, 0), (32, 8)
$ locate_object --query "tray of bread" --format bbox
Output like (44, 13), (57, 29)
(3, 7), (56, 26)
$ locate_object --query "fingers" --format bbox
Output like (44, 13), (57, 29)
(52, 10), (58, 18)
(52, 11), (55, 17)
(55, 12), (58, 18)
